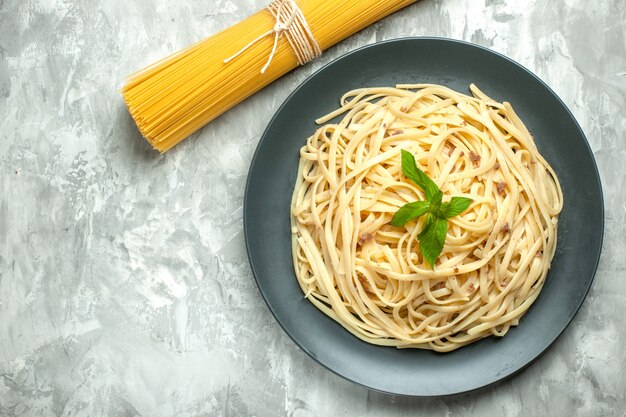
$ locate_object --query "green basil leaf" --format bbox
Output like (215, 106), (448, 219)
(391, 149), (472, 267)
(390, 201), (430, 227)
(428, 190), (443, 213)
(401, 150), (440, 200)
(438, 197), (473, 218)
(418, 215), (448, 269)
(418, 213), (433, 240)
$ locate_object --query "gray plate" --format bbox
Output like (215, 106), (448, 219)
(243, 38), (603, 396)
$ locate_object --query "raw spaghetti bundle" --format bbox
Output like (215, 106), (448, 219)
(122, 0), (417, 152)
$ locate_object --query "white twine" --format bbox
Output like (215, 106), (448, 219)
(223, 0), (321, 74)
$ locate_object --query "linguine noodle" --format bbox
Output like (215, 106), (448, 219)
(290, 84), (563, 352)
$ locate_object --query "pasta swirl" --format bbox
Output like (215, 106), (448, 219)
(290, 84), (563, 351)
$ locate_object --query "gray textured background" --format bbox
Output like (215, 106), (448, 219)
(1, 0), (625, 416)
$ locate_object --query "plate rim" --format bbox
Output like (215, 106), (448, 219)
(243, 36), (604, 397)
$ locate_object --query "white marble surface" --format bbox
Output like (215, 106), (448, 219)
(1, 0), (625, 415)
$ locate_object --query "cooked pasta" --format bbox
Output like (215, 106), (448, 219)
(122, 0), (416, 152)
(290, 84), (563, 351)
